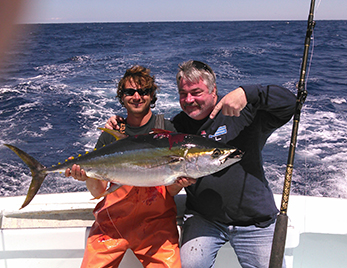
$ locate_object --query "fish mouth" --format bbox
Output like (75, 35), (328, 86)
(221, 148), (244, 163)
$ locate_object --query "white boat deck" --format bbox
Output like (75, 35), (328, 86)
(1, 191), (347, 268)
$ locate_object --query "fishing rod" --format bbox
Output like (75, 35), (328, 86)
(269, 0), (316, 267)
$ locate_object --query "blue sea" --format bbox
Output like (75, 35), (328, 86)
(0, 20), (346, 199)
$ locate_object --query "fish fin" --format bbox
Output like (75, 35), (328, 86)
(98, 128), (128, 140)
(92, 183), (121, 200)
(168, 155), (184, 163)
(4, 144), (47, 209)
(151, 129), (173, 134)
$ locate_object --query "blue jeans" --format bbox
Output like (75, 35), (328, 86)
(180, 212), (284, 268)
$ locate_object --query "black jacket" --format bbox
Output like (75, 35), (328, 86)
(172, 84), (296, 227)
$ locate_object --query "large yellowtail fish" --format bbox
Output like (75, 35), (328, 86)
(4, 129), (243, 209)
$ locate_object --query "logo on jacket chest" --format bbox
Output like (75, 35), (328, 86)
(201, 125), (227, 141)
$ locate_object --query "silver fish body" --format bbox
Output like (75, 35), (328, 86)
(5, 131), (243, 208)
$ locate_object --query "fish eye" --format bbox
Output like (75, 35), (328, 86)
(212, 148), (222, 158)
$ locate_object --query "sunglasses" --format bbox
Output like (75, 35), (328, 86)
(192, 60), (214, 74)
(122, 88), (152, 96)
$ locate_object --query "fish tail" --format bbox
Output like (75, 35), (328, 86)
(4, 144), (47, 209)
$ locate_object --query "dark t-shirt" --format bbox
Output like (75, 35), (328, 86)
(95, 113), (176, 149)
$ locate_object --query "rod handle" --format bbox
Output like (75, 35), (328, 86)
(269, 213), (288, 268)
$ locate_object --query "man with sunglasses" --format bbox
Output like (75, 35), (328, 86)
(65, 65), (191, 268)
(105, 60), (296, 268)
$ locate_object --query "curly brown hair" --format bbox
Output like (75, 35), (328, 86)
(117, 65), (158, 108)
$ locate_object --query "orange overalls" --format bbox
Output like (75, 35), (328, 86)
(81, 185), (181, 268)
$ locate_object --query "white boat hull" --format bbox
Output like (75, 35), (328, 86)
(1, 191), (347, 268)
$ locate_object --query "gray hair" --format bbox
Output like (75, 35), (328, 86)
(176, 60), (217, 94)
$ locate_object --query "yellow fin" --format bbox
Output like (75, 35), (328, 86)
(98, 128), (128, 141)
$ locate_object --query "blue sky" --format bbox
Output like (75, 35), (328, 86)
(19, 0), (346, 24)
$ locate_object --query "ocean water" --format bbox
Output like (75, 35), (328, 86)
(0, 20), (346, 199)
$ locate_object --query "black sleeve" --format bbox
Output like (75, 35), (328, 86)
(241, 84), (296, 125)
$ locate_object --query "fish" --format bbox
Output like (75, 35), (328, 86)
(4, 129), (243, 209)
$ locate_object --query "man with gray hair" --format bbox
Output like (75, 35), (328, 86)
(171, 60), (295, 268)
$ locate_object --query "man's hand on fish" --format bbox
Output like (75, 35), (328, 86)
(65, 163), (88, 181)
(175, 177), (197, 187)
(65, 163), (108, 198)
(105, 115), (125, 130)
(167, 177), (197, 196)
(209, 87), (247, 119)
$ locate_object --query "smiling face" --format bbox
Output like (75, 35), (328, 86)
(122, 78), (153, 118)
(179, 77), (217, 120)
